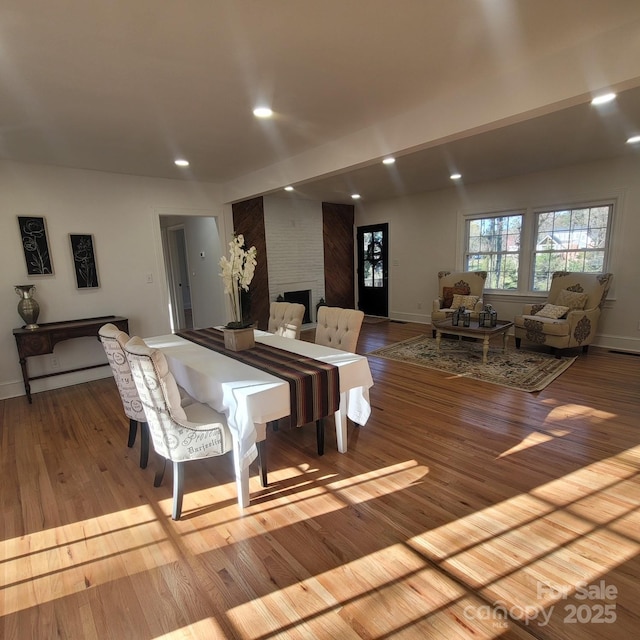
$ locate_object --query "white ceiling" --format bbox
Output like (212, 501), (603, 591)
(2, 0), (640, 204)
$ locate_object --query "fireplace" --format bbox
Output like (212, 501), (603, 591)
(283, 289), (312, 324)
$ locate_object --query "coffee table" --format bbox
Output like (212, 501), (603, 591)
(433, 318), (514, 364)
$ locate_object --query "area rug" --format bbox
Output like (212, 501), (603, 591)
(367, 335), (577, 392)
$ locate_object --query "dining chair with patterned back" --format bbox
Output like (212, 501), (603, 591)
(123, 336), (234, 520)
(313, 306), (365, 454)
(99, 323), (150, 468)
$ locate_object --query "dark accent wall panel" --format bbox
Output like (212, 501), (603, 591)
(322, 202), (355, 308)
(232, 197), (270, 330)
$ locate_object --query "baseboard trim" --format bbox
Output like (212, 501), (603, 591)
(0, 368), (113, 401)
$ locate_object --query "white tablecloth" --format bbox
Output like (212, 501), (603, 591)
(145, 329), (373, 488)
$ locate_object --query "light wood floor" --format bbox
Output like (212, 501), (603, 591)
(1, 321), (639, 639)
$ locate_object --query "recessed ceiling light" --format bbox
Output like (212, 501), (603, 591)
(284, 186), (294, 191)
(351, 194), (361, 200)
(591, 92), (616, 106)
(253, 107), (273, 118)
(382, 157), (396, 165)
(174, 159), (189, 167)
(626, 134), (640, 144)
(450, 173), (462, 180)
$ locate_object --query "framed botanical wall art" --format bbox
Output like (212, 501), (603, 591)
(69, 234), (100, 288)
(17, 216), (54, 275)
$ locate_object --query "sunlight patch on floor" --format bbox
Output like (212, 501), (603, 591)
(0, 504), (169, 615)
(406, 448), (640, 623)
(226, 542), (514, 639)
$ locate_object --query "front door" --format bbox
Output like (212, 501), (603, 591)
(357, 223), (388, 317)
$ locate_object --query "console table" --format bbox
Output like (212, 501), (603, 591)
(13, 315), (129, 403)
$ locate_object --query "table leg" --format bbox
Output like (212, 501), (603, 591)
(257, 440), (267, 487)
(233, 422), (268, 508)
(334, 391), (348, 454)
(435, 329), (441, 352)
(482, 336), (490, 364)
(19, 357), (32, 404)
(255, 422), (267, 472)
(503, 331), (509, 352)
(233, 442), (250, 510)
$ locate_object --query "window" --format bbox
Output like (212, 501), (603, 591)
(532, 204), (611, 291)
(464, 202), (613, 292)
(466, 214), (522, 289)
(362, 229), (384, 287)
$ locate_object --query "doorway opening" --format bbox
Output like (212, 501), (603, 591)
(159, 215), (226, 332)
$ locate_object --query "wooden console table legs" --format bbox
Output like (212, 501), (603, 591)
(13, 315), (128, 404)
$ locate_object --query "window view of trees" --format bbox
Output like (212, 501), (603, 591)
(363, 230), (384, 287)
(465, 203), (612, 292)
(466, 214), (522, 289)
(532, 205), (610, 290)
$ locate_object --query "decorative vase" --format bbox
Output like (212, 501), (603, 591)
(15, 284), (40, 329)
(223, 326), (255, 351)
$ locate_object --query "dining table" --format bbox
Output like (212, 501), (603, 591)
(144, 329), (374, 509)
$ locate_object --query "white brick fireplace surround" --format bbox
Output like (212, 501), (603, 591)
(264, 196), (325, 323)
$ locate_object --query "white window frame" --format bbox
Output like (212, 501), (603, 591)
(530, 202), (613, 291)
(461, 199), (615, 294)
(463, 210), (524, 290)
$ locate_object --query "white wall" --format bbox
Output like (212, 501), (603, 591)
(355, 155), (640, 353)
(263, 195), (325, 321)
(1, 161), (227, 399)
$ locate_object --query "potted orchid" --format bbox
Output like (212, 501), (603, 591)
(219, 234), (257, 330)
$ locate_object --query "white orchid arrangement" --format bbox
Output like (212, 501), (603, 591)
(219, 234), (257, 328)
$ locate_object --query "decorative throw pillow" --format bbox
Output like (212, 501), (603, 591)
(555, 288), (588, 311)
(450, 294), (479, 310)
(442, 285), (470, 309)
(535, 303), (570, 319)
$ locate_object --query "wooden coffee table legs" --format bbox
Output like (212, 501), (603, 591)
(481, 333), (509, 364)
(435, 327), (510, 364)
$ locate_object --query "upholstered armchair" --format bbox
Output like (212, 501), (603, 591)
(123, 336), (233, 520)
(268, 301), (306, 339)
(514, 272), (613, 356)
(314, 306), (364, 454)
(431, 271), (487, 336)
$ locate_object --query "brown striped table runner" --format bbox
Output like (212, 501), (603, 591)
(176, 328), (340, 427)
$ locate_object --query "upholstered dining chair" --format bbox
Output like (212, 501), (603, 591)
(99, 323), (151, 469)
(315, 306), (365, 353)
(313, 306), (365, 455)
(268, 301), (306, 339)
(123, 336), (234, 520)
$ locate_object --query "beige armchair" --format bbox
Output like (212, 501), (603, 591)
(268, 301), (306, 339)
(514, 272), (613, 357)
(431, 271), (487, 337)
